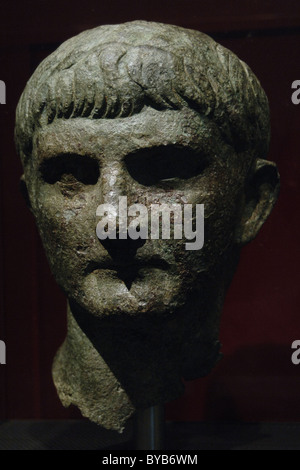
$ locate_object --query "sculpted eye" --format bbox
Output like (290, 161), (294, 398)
(124, 145), (207, 186)
(40, 154), (99, 186)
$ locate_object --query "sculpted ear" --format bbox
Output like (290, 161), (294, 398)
(19, 174), (32, 210)
(235, 159), (280, 246)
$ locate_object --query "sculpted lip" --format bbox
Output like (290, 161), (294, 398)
(85, 257), (170, 275)
(85, 257), (170, 290)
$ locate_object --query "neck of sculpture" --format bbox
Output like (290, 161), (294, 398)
(52, 295), (223, 432)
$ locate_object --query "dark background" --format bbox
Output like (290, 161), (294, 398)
(0, 0), (299, 424)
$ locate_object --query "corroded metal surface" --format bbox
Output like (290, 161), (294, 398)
(15, 21), (279, 432)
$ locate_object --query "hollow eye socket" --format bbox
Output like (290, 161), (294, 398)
(124, 145), (207, 186)
(40, 154), (100, 185)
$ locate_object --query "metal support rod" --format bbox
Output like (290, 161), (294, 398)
(135, 404), (165, 450)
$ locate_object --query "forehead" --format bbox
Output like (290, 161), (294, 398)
(33, 107), (227, 160)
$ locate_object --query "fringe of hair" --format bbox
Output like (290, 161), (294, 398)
(15, 24), (270, 165)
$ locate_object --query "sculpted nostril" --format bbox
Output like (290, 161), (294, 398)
(99, 235), (146, 261)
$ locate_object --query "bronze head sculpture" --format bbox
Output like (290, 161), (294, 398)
(15, 21), (279, 431)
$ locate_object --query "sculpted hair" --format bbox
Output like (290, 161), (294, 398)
(15, 21), (270, 165)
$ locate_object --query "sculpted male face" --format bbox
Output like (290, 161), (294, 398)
(15, 21), (279, 430)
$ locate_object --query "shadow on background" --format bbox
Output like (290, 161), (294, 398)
(203, 343), (300, 422)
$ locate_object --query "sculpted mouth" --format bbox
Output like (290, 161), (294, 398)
(85, 257), (170, 289)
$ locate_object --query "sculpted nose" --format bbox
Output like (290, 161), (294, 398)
(99, 162), (127, 207)
(96, 162), (146, 260)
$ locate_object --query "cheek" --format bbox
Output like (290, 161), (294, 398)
(183, 173), (244, 259)
(33, 189), (98, 273)
(203, 192), (243, 259)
